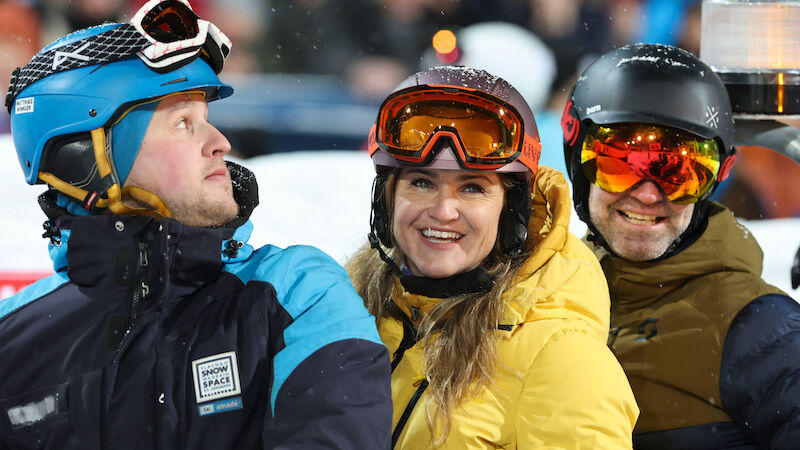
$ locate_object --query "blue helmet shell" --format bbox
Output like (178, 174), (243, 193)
(10, 23), (233, 184)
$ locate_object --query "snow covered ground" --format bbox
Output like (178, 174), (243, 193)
(1, 133), (798, 297)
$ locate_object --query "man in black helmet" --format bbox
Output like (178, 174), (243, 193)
(562, 43), (800, 449)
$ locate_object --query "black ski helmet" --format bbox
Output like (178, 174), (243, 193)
(369, 66), (539, 257)
(561, 43), (737, 257)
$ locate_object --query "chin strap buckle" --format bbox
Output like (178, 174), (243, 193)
(369, 232), (403, 277)
(42, 220), (62, 246)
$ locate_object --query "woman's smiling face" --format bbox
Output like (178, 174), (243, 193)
(392, 168), (506, 279)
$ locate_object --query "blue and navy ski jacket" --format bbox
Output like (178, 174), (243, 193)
(0, 213), (392, 449)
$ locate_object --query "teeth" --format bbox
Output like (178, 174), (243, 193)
(622, 211), (658, 225)
(422, 228), (462, 240)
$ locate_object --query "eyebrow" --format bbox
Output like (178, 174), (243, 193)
(405, 169), (494, 182)
(167, 99), (195, 113)
(163, 94), (206, 115)
(455, 174), (495, 184)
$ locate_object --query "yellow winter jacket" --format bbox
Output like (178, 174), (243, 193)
(383, 167), (639, 449)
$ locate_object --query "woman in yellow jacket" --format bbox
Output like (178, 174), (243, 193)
(346, 66), (638, 449)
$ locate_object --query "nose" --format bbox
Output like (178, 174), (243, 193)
(428, 189), (460, 223)
(202, 122), (232, 158)
(627, 180), (665, 205)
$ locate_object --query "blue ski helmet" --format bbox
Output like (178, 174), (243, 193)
(7, 22), (232, 216)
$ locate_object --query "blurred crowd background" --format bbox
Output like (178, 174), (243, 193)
(1, 0), (798, 219)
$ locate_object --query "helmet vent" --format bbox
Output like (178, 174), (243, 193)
(161, 77), (188, 87)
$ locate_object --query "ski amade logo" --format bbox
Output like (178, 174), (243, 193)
(192, 351), (242, 405)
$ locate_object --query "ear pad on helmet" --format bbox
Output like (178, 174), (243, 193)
(370, 172), (393, 248)
(40, 132), (98, 185)
(498, 178), (531, 256)
(39, 131), (117, 210)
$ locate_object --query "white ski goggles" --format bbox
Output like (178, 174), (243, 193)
(131, 0), (231, 74)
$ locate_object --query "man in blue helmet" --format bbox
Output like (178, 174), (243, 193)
(562, 43), (800, 448)
(0, 1), (391, 449)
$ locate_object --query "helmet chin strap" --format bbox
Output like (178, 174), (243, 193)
(368, 231), (491, 298)
(110, 185), (172, 219)
(38, 127), (172, 219)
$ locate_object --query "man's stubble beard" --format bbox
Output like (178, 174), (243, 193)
(170, 185), (239, 228)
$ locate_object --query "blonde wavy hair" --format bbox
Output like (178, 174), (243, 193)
(345, 170), (532, 444)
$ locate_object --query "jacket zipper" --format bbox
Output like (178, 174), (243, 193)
(126, 241), (150, 334)
(389, 310), (515, 446)
(392, 380), (429, 448)
(391, 306), (419, 372)
(112, 241), (150, 362)
(389, 304), (427, 447)
(105, 239), (150, 448)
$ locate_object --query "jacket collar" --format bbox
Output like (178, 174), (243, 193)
(501, 166), (575, 323)
(52, 214), (244, 293)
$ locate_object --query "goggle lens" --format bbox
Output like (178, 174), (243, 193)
(392, 102), (517, 157)
(378, 88), (522, 165)
(580, 123), (720, 204)
(140, 0), (199, 43)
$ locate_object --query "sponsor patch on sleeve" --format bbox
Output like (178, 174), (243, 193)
(191, 351), (242, 404)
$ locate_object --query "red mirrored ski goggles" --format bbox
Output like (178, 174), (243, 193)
(580, 123), (722, 203)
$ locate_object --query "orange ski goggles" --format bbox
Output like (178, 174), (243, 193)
(368, 85), (540, 172)
(580, 123), (721, 204)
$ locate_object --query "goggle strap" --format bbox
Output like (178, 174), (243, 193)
(367, 124), (379, 156)
(519, 135), (541, 174)
(7, 24), (150, 112)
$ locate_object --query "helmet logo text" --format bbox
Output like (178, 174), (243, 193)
(586, 104), (602, 114)
(52, 42), (91, 70)
(705, 106), (719, 128)
(561, 99), (580, 146)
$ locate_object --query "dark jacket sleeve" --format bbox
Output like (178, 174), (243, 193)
(258, 246), (392, 449)
(721, 294), (800, 449)
(264, 339), (391, 449)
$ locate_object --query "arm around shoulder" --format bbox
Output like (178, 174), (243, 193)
(516, 324), (638, 449)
